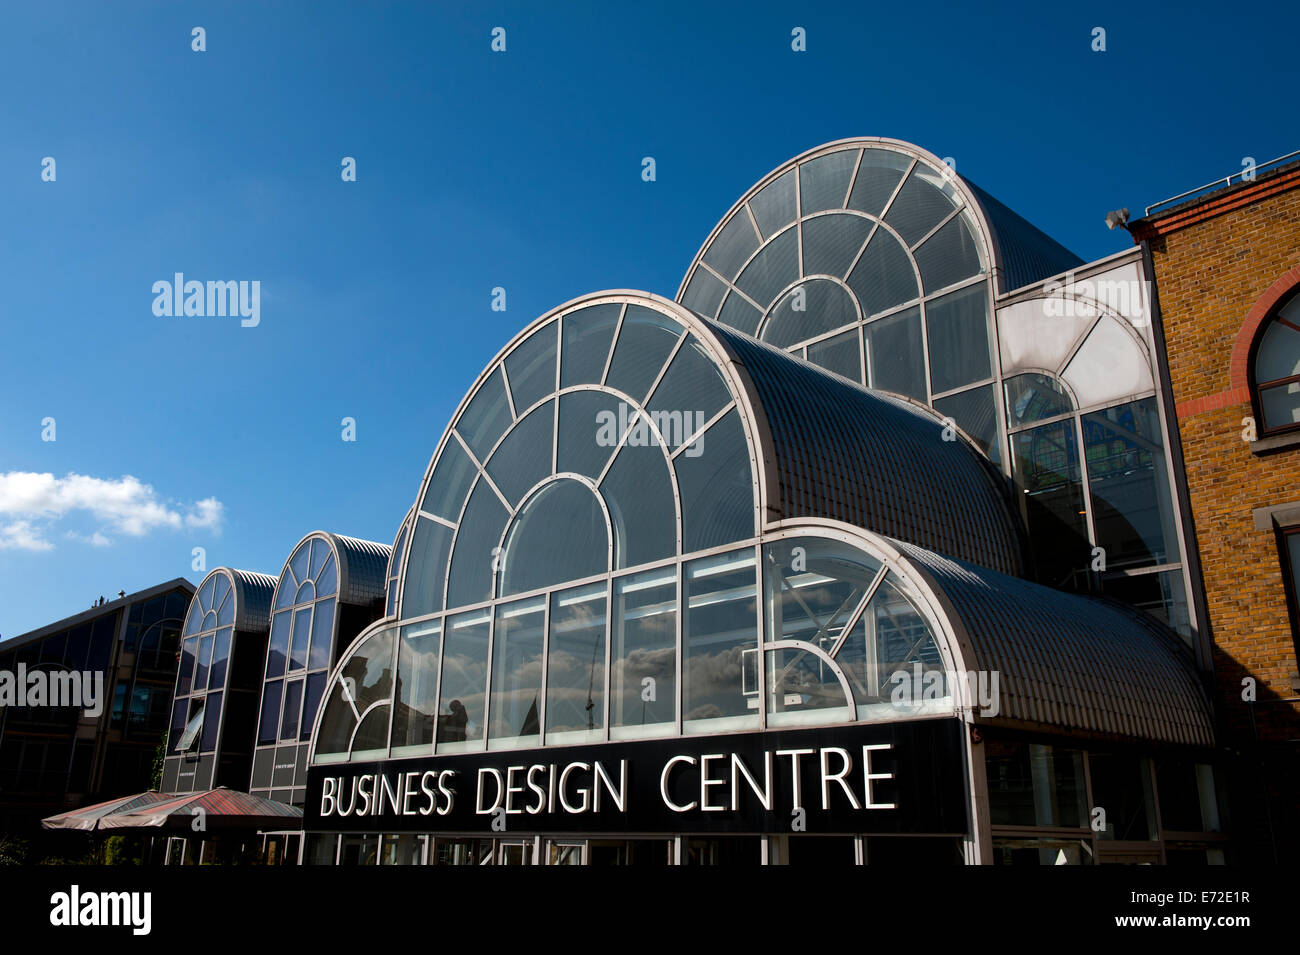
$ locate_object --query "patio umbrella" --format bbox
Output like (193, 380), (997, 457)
(97, 787), (303, 832)
(42, 791), (173, 831)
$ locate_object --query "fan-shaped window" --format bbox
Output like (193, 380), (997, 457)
(499, 479), (609, 596)
(1005, 373), (1074, 428)
(679, 142), (995, 456)
(1252, 292), (1300, 434)
(401, 296), (757, 620)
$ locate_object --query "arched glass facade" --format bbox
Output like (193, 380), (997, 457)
(679, 141), (999, 463)
(314, 526), (954, 765)
(169, 570), (235, 761)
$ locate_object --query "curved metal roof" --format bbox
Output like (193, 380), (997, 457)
(704, 318), (1026, 575)
(224, 569), (278, 633)
(963, 180), (1084, 294)
(269, 532), (391, 610)
(892, 539), (1214, 747)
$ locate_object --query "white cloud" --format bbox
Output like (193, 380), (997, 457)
(0, 472), (224, 550)
(0, 520), (54, 552)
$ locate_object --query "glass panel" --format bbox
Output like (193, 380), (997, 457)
(421, 436), (477, 522)
(884, 164), (960, 247)
(457, 366), (514, 461)
(847, 229), (918, 318)
(266, 612), (290, 679)
(215, 583), (235, 627)
(391, 619), (441, 755)
(289, 542), (311, 590)
(294, 580), (316, 605)
(309, 537), (328, 581)
(674, 409), (754, 553)
(799, 149), (858, 214)
(1082, 398), (1180, 568)
(316, 552), (337, 597)
(499, 479), (608, 596)
(748, 168), (797, 237)
(702, 209), (760, 280)
(301, 671), (326, 742)
(800, 213), (873, 280)
(557, 390), (619, 479)
(933, 384), (1001, 466)
(717, 290), (763, 336)
(258, 680), (282, 745)
(601, 431), (677, 569)
(680, 267), (727, 318)
(1011, 420), (1091, 589)
(486, 399), (554, 506)
(504, 320), (558, 413)
(445, 477), (510, 610)
(560, 302), (622, 387)
(1005, 373), (1074, 429)
(926, 283), (991, 394)
(610, 567), (676, 739)
(196, 574), (215, 614)
(183, 598), (203, 637)
(1061, 315), (1153, 408)
(986, 740), (1088, 827)
(1255, 315), (1300, 383)
(402, 518), (453, 617)
(208, 628), (231, 690)
(735, 228), (799, 311)
(1089, 753), (1157, 840)
(289, 608), (312, 672)
(489, 597), (545, 749)
(1259, 381), (1300, 431)
(308, 600), (334, 671)
(437, 611), (490, 751)
(684, 549), (759, 733)
(211, 573), (230, 615)
(605, 305), (683, 403)
(194, 635), (213, 692)
(177, 637), (197, 696)
(843, 575), (947, 719)
(763, 538), (881, 645)
(761, 279), (858, 348)
(280, 680), (303, 742)
(546, 583), (607, 744)
(864, 307), (926, 400)
(913, 210), (981, 292)
(765, 646), (851, 726)
(807, 328), (862, 383)
(177, 704), (204, 752)
(200, 693), (222, 752)
(168, 699), (187, 753)
(323, 627), (396, 755)
(847, 148), (912, 216)
(646, 334), (733, 431)
(1101, 569), (1192, 640)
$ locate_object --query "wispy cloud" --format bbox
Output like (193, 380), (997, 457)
(0, 472), (224, 551)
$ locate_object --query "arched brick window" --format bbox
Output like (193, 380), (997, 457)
(1230, 266), (1300, 437)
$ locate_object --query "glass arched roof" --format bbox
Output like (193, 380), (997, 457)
(399, 293), (762, 619)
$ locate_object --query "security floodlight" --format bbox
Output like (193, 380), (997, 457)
(1105, 208), (1131, 230)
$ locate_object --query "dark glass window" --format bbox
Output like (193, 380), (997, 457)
(1252, 291), (1300, 434)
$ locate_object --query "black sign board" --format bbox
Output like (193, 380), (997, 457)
(304, 718), (967, 835)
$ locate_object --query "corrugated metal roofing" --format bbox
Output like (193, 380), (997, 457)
(326, 533), (390, 606)
(227, 569), (278, 633)
(894, 540), (1214, 747)
(705, 320), (1026, 576)
(964, 180), (1085, 295)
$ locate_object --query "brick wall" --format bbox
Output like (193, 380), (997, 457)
(1140, 172), (1300, 861)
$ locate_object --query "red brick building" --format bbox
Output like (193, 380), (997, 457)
(1132, 157), (1300, 863)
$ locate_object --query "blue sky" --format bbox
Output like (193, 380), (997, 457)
(1, 0), (1295, 637)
